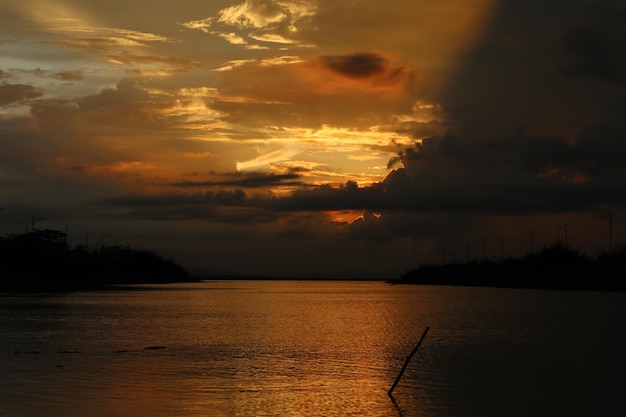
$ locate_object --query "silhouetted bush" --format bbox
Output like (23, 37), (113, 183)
(398, 242), (626, 291)
(0, 230), (194, 292)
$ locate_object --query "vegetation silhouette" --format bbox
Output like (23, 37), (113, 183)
(0, 229), (194, 292)
(396, 242), (626, 291)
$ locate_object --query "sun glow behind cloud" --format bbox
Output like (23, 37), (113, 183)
(0, 0), (493, 209)
(325, 210), (365, 225)
(231, 123), (413, 187)
(11, 0), (624, 281)
(0, 0), (495, 197)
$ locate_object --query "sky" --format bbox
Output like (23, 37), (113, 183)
(1, 0), (625, 278)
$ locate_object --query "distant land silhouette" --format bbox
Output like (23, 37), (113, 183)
(0, 229), (195, 292)
(4, 229), (625, 292)
(394, 242), (626, 291)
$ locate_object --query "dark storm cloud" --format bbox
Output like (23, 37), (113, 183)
(343, 211), (483, 243)
(282, 0), (624, 224)
(170, 172), (304, 188)
(98, 189), (280, 224)
(103, 189), (247, 208)
(261, 121), (626, 216)
(561, 26), (623, 84)
(0, 83), (43, 106)
(437, 0), (626, 141)
(320, 52), (389, 78)
(573, 102), (626, 177)
(100, 117), (626, 220)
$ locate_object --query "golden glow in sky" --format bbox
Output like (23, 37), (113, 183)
(2, 0), (624, 277)
(0, 0), (493, 192)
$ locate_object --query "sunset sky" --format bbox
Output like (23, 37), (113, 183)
(1, 0), (625, 278)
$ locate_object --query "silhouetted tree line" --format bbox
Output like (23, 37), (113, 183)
(0, 229), (194, 292)
(397, 242), (626, 291)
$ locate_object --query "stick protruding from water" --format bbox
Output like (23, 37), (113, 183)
(388, 326), (429, 397)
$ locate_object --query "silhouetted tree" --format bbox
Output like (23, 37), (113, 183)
(0, 229), (194, 292)
(398, 242), (625, 291)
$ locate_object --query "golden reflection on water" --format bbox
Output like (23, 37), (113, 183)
(2, 281), (626, 417)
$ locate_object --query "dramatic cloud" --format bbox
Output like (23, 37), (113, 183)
(561, 25), (624, 85)
(262, 121), (626, 216)
(0, 83), (43, 106)
(1, 0), (625, 277)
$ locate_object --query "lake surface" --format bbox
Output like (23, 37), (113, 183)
(1, 280), (625, 417)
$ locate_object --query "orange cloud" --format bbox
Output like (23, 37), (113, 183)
(324, 210), (365, 225)
(182, 0), (317, 50)
(183, 151), (217, 158)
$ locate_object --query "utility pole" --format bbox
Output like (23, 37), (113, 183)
(524, 230), (533, 254)
(498, 235), (504, 260)
(85, 229), (94, 251)
(65, 224), (75, 243)
(479, 238), (486, 260)
(484, 238), (487, 260)
(557, 224), (568, 247)
(601, 214), (614, 254)
(101, 234), (110, 249)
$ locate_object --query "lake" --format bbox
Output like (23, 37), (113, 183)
(1, 280), (625, 417)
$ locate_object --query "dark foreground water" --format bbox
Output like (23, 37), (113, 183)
(1, 280), (625, 417)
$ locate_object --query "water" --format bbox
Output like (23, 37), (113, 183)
(1, 280), (625, 417)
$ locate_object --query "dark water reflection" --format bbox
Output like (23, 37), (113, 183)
(1, 281), (625, 417)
